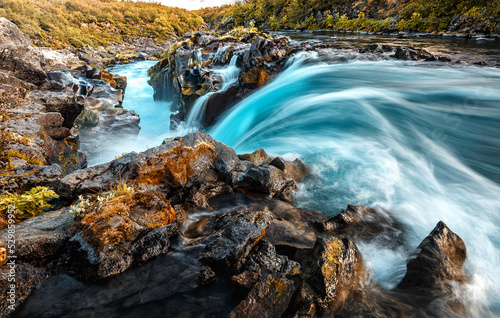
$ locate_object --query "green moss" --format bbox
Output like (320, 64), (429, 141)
(0, 186), (59, 222)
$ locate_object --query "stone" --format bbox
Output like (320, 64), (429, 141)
(397, 221), (467, 294)
(238, 148), (270, 166)
(236, 165), (288, 197)
(68, 191), (178, 281)
(305, 236), (366, 312)
(201, 207), (272, 272)
(0, 208), (77, 263)
(320, 204), (405, 246)
(198, 266), (217, 286)
(0, 18), (46, 84)
(229, 274), (295, 318)
(232, 271), (259, 289)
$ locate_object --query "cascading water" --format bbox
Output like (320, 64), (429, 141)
(209, 51), (500, 316)
(80, 44), (500, 316)
(86, 61), (174, 165)
(186, 55), (240, 127)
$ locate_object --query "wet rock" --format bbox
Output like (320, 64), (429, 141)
(397, 221), (467, 296)
(269, 156), (286, 171)
(393, 47), (435, 61)
(74, 107), (99, 128)
(397, 31), (409, 39)
(305, 236), (366, 313)
(236, 165), (288, 198)
(197, 266), (216, 286)
(86, 67), (101, 79)
(361, 43), (394, 53)
(283, 159), (309, 183)
(245, 241), (301, 277)
(201, 207), (272, 272)
(238, 148), (270, 165)
(232, 270), (259, 289)
(229, 274), (295, 318)
(320, 204), (405, 245)
(201, 83), (241, 127)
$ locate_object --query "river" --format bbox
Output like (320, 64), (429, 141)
(90, 35), (500, 316)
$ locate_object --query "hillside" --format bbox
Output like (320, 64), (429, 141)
(0, 0), (204, 49)
(198, 0), (500, 34)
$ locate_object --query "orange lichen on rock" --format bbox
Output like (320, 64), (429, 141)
(137, 145), (197, 186)
(240, 65), (269, 87)
(78, 191), (176, 251)
(137, 140), (216, 186)
(100, 70), (118, 88)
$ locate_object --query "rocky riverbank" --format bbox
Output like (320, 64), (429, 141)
(0, 17), (474, 318)
(1, 132), (468, 317)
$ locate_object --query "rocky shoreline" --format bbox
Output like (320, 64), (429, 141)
(0, 17), (479, 317)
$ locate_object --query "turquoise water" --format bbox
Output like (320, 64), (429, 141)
(106, 53), (500, 315)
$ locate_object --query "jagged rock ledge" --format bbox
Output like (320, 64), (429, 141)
(0, 132), (468, 317)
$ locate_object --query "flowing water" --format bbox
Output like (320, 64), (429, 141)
(186, 55), (240, 126)
(89, 42), (500, 316)
(210, 51), (500, 316)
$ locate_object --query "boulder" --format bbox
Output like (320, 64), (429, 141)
(393, 47), (435, 61)
(201, 207), (272, 272)
(235, 165), (289, 198)
(397, 221), (467, 295)
(0, 208), (77, 263)
(229, 274), (295, 318)
(238, 148), (270, 166)
(68, 191), (178, 281)
(305, 236), (366, 313)
(0, 18), (46, 83)
(319, 204), (405, 246)
(28, 91), (84, 128)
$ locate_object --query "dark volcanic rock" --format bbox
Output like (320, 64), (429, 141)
(397, 221), (467, 295)
(236, 165), (289, 197)
(238, 148), (270, 166)
(393, 47), (435, 61)
(0, 208), (78, 264)
(320, 204), (405, 246)
(201, 207), (272, 272)
(0, 263), (48, 315)
(229, 274), (295, 318)
(68, 191), (178, 281)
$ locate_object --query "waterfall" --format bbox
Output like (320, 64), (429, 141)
(186, 55), (240, 128)
(210, 53), (500, 316)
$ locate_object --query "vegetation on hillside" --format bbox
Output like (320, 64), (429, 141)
(198, 0), (500, 34)
(0, 0), (204, 49)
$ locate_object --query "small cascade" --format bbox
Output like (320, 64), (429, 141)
(186, 55), (240, 127)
